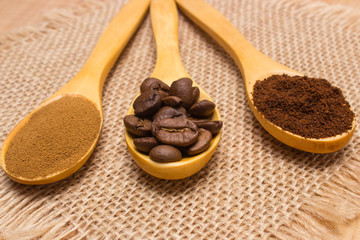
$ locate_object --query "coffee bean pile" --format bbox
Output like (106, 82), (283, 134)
(124, 77), (222, 163)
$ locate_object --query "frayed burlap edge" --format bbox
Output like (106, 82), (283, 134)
(270, 1), (360, 239)
(0, 0), (359, 239)
(272, 155), (360, 240)
(0, 193), (81, 240)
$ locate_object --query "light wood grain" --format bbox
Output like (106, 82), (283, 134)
(0, 0), (358, 239)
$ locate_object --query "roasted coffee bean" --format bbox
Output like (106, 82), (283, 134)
(185, 128), (212, 155)
(133, 90), (162, 117)
(152, 106), (187, 135)
(149, 145), (182, 163)
(154, 118), (199, 147)
(156, 90), (169, 100)
(141, 78), (169, 99)
(194, 120), (223, 135)
(162, 96), (183, 107)
(124, 115), (152, 137)
(169, 78), (195, 109)
(140, 78), (170, 93)
(175, 106), (187, 115)
(192, 87), (200, 105)
(153, 106), (186, 122)
(189, 100), (216, 117)
(133, 137), (158, 153)
(127, 76), (222, 161)
(186, 117), (209, 124)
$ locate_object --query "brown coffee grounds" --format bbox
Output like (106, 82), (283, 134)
(4, 95), (101, 179)
(252, 74), (355, 139)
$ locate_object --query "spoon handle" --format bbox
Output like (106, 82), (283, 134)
(150, 0), (189, 83)
(61, 0), (151, 98)
(176, 0), (254, 71)
(175, 0), (298, 85)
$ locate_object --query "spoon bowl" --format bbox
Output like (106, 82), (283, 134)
(0, 94), (102, 185)
(124, 0), (222, 180)
(0, 0), (151, 185)
(176, 0), (356, 153)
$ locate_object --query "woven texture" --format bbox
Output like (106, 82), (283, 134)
(1, 0), (360, 239)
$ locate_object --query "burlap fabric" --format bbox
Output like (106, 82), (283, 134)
(0, 0), (360, 239)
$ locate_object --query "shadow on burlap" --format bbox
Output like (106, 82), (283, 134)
(0, 0), (359, 239)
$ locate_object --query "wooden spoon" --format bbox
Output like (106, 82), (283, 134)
(124, 0), (222, 180)
(0, 0), (151, 185)
(176, 0), (356, 153)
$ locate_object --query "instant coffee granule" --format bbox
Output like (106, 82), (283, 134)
(4, 95), (101, 179)
(252, 74), (355, 139)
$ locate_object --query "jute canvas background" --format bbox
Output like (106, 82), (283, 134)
(0, 0), (360, 239)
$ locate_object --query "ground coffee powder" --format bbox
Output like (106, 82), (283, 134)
(252, 74), (355, 139)
(4, 95), (101, 179)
